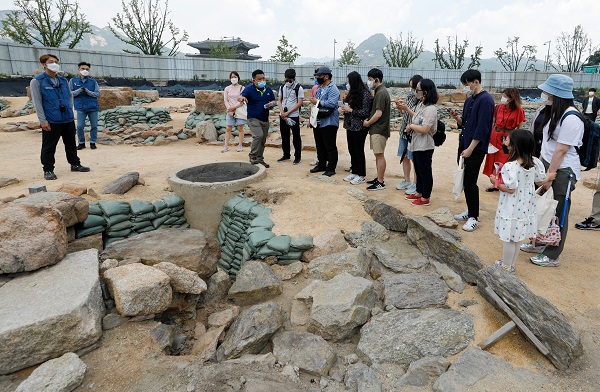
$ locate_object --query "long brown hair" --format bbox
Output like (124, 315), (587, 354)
(503, 88), (521, 110)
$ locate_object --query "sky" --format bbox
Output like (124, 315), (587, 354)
(5, 0), (600, 62)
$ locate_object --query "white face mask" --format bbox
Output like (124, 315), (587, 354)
(462, 84), (471, 93)
(367, 80), (374, 89)
(346, 83), (350, 91)
(286, 81), (294, 87)
(80, 70), (89, 77)
(46, 63), (60, 73)
(540, 92), (551, 105)
(230, 78), (238, 84)
(500, 96), (509, 105)
(589, 91), (595, 97)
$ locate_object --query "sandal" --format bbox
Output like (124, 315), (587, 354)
(485, 187), (499, 192)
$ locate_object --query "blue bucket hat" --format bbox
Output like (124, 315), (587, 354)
(538, 74), (574, 99)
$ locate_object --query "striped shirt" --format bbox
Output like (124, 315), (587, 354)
(400, 92), (419, 138)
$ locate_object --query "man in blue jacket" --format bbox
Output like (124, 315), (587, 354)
(70, 61), (101, 150)
(30, 54), (90, 180)
(310, 66), (340, 176)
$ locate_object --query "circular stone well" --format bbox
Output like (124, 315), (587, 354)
(168, 162), (266, 235)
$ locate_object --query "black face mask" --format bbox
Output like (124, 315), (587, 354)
(316, 77), (325, 85)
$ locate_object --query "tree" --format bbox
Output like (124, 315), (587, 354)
(270, 35), (300, 63)
(433, 35), (482, 69)
(0, 0), (91, 49)
(554, 25), (593, 72)
(583, 49), (600, 66)
(109, 0), (188, 56)
(338, 40), (361, 66)
(209, 41), (236, 59)
(494, 37), (537, 71)
(382, 32), (424, 68)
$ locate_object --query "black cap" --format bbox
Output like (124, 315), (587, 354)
(314, 66), (332, 76)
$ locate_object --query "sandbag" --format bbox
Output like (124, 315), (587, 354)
(105, 237), (126, 246)
(164, 216), (178, 225)
(136, 225), (155, 233)
(250, 216), (274, 229)
(75, 225), (105, 239)
(290, 235), (314, 251)
(173, 217), (187, 225)
(131, 211), (157, 222)
(106, 228), (132, 238)
(130, 200), (154, 215)
(106, 214), (130, 228)
(133, 220), (153, 231)
(265, 235), (291, 253)
(246, 226), (269, 234)
(81, 214), (106, 229)
(152, 215), (170, 228)
(110, 220), (133, 231)
(277, 251), (304, 260)
(248, 230), (275, 248)
(154, 200), (168, 212)
(88, 202), (102, 216)
(170, 208), (185, 217)
(256, 245), (283, 258)
(99, 200), (131, 216)
(163, 194), (185, 208)
(156, 208), (171, 218)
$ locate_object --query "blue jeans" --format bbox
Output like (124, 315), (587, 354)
(76, 110), (98, 144)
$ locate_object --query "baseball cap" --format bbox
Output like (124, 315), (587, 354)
(314, 66), (332, 76)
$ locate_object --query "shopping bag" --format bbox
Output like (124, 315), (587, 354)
(309, 99), (319, 128)
(493, 162), (504, 188)
(535, 216), (561, 246)
(234, 103), (247, 120)
(535, 186), (558, 235)
(452, 156), (464, 200)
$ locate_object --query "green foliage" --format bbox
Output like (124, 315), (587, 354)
(584, 49), (600, 66)
(433, 35), (482, 70)
(109, 0), (188, 56)
(382, 32), (424, 68)
(270, 35), (300, 63)
(209, 41), (236, 59)
(0, 0), (91, 49)
(494, 37), (537, 71)
(338, 40), (361, 66)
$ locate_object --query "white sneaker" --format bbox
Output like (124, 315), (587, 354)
(350, 176), (366, 185)
(520, 242), (546, 253)
(343, 173), (357, 182)
(462, 217), (479, 232)
(405, 184), (417, 194)
(221, 145), (229, 153)
(396, 180), (413, 190)
(453, 209), (469, 221)
(310, 158), (319, 165)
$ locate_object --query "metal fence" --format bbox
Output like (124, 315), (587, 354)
(2, 42), (600, 89)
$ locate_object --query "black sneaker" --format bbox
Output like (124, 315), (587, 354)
(71, 164), (90, 172)
(44, 171), (57, 180)
(366, 177), (378, 185)
(323, 171), (336, 177)
(575, 217), (600, 230)
(76, 144), (86, 150)
(366, 180), (386, 191)
(90, 143), (97, 149)
(259, 161), (270, 168)
(310, 166), (326, 173)
(293, 158), (301, 165)
(277, 156), (290, 162)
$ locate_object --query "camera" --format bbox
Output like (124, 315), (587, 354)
(284, 107), (288, 112)
(59, 105), (66, 113)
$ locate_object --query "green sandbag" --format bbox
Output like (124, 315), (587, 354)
(230, 221), (247, 232)
(227, 224), (244, 236)
(220, 252), (233, 263)
(130, 200), (154, 215)
(217, 259), (231, 270)
(248, 230), (275, 248)
(88, 202), (102, 216)
(75, 225), (105, 239)
(131, 212), (157, 222)
(180, 224), (190, 229)
(99, 200), (131, 216)
(170, 209), (185, 217)
(266, 235), (291, 253)
(137, 225), (155, 233)
(81, 214), (106, 229)
(276, 258), (302, 266)
(249, 204), (271, 217)
(106, 228), (132, 238)
(155, 208), (171, 218)
(234, 198), (258, 215)
(173, 217), (186, 226)
(222, 194), (245, 213)
(133, 220), (153, 231)
(246, 226), (269, 234)
(250, 216), (274, 229)
(242, 247), (251, 261)
(106, 214), (130, 228)
(153, 200), (168, 212)
(228, 231), (241, 241)
(221, 246), (235, 259)
(277, 251), (303, 260)
(152, 215), (169, 228)
(163, 194), (185, 208)
(110, 220), (133, 231)
(290, 235), (314, 251)
(164, 216), (178, 225)
(256, 245), (282, 258)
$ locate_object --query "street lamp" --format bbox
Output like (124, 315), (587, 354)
(543, 41), (551, 72)
(333, 39), (337, 67)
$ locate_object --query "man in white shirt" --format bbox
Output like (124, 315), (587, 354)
(277, 68), (304, 164)
(582, 88), (600, 122)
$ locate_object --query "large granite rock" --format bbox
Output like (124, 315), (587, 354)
(363, 199), (408, 232)
(477, 266), (583, 370)
(301, 230), (349, 262)
(100, 228), (218, 279)
(202, 268), (231, 305)
(384, 273), (448, 309)
(102, 172), (140, 194)
(216, 302), (284, 361)
(344, 221), (390, 248)
(307, 247), (370, 281)
(433, 347), (554, 391)
(14, 191), (88, 227)
(98, 87), (133, 111)
(425, 207), (459, 228)
(345, 362), (383, 392)
(133, 90), (159, 101)
(272, 331), (336, 376)
(305, 273), (376, 341)
(407, 216), (483, 284)
(103, 263), (172, 317)
(228, 260), (281, 305)
(196, 120), (218, 142)
(194, 90), (226, 114)
(153, 262), (207, 294)
(395, 356), (450, 388)
(0, 250), (104, 375)
(0, 203), (67, 274)
(67, 233), (103, 254)
(271, 261), (304, 281)
(357, 309), (474, 365)
(371, 240), (429, 273)
(15, 352), (86, 392)
(431, 260), (464, 293)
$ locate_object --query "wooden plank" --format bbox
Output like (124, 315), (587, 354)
(478, 321), (516, 350)
(485, 286), (550, 356)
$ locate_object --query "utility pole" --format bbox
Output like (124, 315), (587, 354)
(544, 41), (551, 72)
(333, 39), (337, 67)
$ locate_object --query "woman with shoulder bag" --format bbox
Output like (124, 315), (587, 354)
(223, 71), (246, 152)
(340, 71), (373, 185)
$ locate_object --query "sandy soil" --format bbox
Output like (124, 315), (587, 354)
(1, 96), (599, 391)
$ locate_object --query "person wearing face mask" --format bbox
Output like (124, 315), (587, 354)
(238, 69), (276, 168)
(581, 88), (600, 122)
(69, 62), (101, 150)
(448, 69), (494, 231)
(223, 71), (246, 153)
(277, 68), (304, 164)
(309, 66), (340, 177)
(482, 87), (525, 191)
(363, 68), (391, 190)
(527, 92), (552, 157)
(30, 54), (90, 181)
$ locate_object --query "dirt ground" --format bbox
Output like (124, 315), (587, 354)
(1, 96), (599, 391)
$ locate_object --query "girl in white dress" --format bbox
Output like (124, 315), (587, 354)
(489, 130), (546, 273)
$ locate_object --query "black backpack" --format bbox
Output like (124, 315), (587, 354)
(558, 111), (599, 170)
(433, 120), (447, 147)
(279, 83), (301, 101)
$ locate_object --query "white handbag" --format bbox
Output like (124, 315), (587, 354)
(234, 103), (247, 120)
(535, 186), (558, 235)
(309, 99), (320, 128)
(452, 156), (465, 200)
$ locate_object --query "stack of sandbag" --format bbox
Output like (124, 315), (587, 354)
(161, 194), (187, 228)
(129, 200), (157, 234)
(100, 200), (133, 246)
(75, 201), (106, 239)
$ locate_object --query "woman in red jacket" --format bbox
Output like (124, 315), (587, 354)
(483, 87), (525, 191)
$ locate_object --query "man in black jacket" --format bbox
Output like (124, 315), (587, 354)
(582, 88), (600, 122)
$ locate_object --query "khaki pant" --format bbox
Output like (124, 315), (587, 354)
(248, 118), (269, 163)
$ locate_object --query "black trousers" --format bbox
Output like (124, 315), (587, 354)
(280, 116), (301, 159)
(462, 149), (486, 219)
(346, 128), (368, 176)
(413, 149), (434, 199)
(41, 121), (80, 172)
(314, 125), (338, 171)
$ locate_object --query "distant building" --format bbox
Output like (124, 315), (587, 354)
(186, 38), (261, 60)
